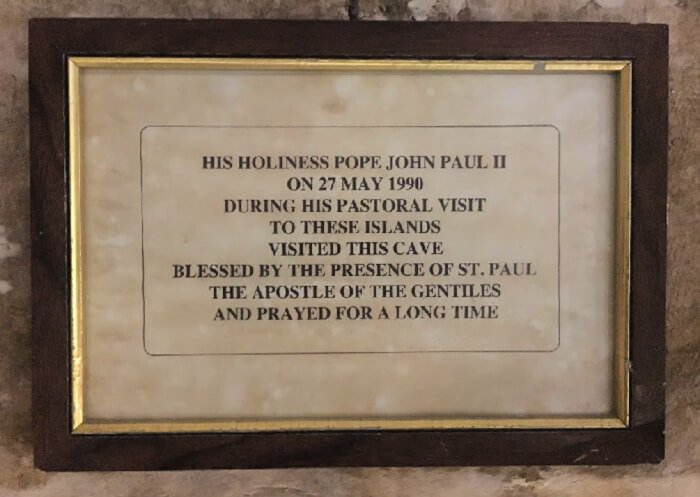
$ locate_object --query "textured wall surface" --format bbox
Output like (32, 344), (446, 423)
(1, 0), (698, 495)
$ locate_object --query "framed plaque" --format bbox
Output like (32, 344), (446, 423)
(30, 19), (668, 470)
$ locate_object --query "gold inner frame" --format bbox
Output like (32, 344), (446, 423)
(68, 57), (631, 434)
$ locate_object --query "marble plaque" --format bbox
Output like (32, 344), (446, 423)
(74, 60), (620, 424)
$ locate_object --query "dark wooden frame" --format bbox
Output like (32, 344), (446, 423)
(30, 19), (668, 470)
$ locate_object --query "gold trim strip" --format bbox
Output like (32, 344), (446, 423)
(74, 417), (626, 435)
(70, 57), (537, 72)
(68, 58), (85, 431)
(614, 62), (632, 426)
(68, 57), (632, 434)
(544, 61), (630, 72)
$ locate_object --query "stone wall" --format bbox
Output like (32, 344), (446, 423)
(1, 1), (698, 495)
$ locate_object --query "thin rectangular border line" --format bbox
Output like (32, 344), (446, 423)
(139, 124), (561, 356)
(68, 57), (631, 434)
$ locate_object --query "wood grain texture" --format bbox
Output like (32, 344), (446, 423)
(29, 19), (668, 470)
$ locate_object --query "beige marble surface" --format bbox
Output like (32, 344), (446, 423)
(79, 66), (613, 422)
(1, 0), (698, 495)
